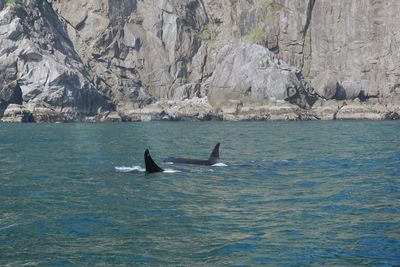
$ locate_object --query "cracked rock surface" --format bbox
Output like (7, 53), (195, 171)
(0, 0), (399, 121)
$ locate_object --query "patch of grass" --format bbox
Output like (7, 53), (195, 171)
(260, 0), (278, 12)
(260, 0), (278, 24)
(260, 0), (270, 11)
(199, 24), (218, 42)
(246, 26), (264, 43)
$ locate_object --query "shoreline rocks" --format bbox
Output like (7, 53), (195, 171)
(1, 104), (33, 122)
(1, 97), (399, 122)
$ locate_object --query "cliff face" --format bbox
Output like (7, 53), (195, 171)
(0, 0), (399, 122)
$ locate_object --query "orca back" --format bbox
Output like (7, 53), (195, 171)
(144, 149), (164, 173)
(162, 142), (221, 166)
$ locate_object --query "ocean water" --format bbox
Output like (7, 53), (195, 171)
(0, 121), (399, 266)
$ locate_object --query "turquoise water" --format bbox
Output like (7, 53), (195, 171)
(0, 121), (399, 266)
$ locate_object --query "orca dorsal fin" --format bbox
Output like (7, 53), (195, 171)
(208, 142), (220, 161)
(144, 149), (164, 173)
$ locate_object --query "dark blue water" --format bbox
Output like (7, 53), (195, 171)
(0, 121), (399, 266)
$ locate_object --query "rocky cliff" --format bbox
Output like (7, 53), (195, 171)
(0, 0), (399, 122)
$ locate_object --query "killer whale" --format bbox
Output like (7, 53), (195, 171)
(144, 143), (220, 173)
(144, 149), (164, 173)
(163, 142), (220, 166)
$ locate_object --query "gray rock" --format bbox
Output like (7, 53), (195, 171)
(172, 83), (201, 100)
(1, 0), (400, 121)
(1, 104), (33, 122)
(335, 101), (388, 120)
(306, 1), (400, 101)
(123, 97), (220, 121)
(0, 3), (112, 121)
(338, 80), (372, 100)
(384, 112), (400, 120)
(206, 44), (306, 109)
(50, 0), (207, 105)
(0, 81), (22, 116)
(31, 107), (78, 123)
(223, 103), (302, 121)
(311, 71), (338, 100)
(310, 99), (344, 120)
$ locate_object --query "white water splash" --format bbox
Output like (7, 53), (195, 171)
(115, 166), (146, 173)
(212, 162), (228, 167)
(163, 162), (174, 165)
(163, 168), (181, 173)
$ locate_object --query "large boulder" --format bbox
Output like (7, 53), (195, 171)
(1, 104), (33, 122)
(338, 80), (370, 100)
(0, 81), (22, 116)
(310, 99), (343, 120)
(206, 44), (308, 109)
(311, 71), (338, 99)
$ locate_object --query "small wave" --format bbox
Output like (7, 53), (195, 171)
(163, 168), (181, 173)
(212, 163), (228, 167)
(262, 159), (293, 163)
(163, 162), (174, 165)
(261, 159), (298, 165)
(0, 223), (17, 231)
(115, 166), (146, 173)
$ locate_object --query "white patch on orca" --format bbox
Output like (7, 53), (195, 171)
(115, 166), (145, 173)
(212, 163), (228, 167)
(163, 168), (181, 173)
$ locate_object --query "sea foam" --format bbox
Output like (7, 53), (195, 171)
(212, 162), (228, 167)
(163, 168), (181, 173)
(115, 166), (146, 173)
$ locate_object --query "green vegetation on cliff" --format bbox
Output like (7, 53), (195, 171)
(246, 27), (264, 43)
(199, 23), (219, 42)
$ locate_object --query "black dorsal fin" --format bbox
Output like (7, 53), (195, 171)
(144, 149), (164, 173)
(208, 142), (220, 161)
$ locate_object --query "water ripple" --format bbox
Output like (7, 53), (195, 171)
(1, 121), (399, 266)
